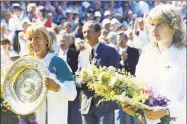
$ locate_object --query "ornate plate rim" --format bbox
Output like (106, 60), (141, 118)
(3, 56), (49, 115)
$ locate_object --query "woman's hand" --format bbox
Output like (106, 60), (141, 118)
(43, 77), (60, 92)
(143, 106), (167, 120)
(122, 103), (139, 116)
(2, 101), (10, 110)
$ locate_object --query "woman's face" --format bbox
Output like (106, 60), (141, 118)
(27, 32), (47, 58)
(149, 21), (174, 42)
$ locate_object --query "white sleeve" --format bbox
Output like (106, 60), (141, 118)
(167, 60), (186, 123)
(49, 73), (77, 101)
(8, 18), (15, 32)
(58, 80), (77, 101)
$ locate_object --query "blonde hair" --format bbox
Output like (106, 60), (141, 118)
(25, 23), (53, 56)
(147, 4), (185, 48)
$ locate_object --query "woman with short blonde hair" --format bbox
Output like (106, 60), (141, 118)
(25, 24), (53, 56)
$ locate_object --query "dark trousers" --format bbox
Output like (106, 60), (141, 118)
(68, 90), (82, 124)
(116, 106), (140, 124)
(82, 111), (114, 124)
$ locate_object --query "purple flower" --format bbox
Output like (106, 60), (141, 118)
(18, 113), (37, 124)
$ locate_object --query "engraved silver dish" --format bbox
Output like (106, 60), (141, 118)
(2, 56), (48, 115)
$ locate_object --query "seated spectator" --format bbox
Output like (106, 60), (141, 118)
(1, 10), (11, 35)
(104, 10), (111, 19)
(64, 21), (73, 33)
(1, 38), (12, 64)
(27, 3), (37, 22)
(18, 18), (31, 57)
(34, 6), (52, 28)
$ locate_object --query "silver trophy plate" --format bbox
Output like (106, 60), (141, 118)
(2, 56), (48, 115)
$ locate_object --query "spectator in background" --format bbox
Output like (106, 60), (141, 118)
(55, 5), (65, 25)
(66, 9), (76, 31)
(1, 10), (11, 35)
(58, 31), (79, 74)
(74, 19), (84, 39)
(117, 31), (139, 75)
(110, 18), (120, 31)
(102, 18), (111, 32)
(18, 18), (31, 57)
(106, 31), (119, 51)
(99, 29), (109, 44)
(104, 10), (111, 19)
(34, 6), (52, 28)
(47, 13), (57, 28)
(125, 28), (142, 54)
(68, 33), (76, 50)
(57, 32), (81, 124)
(93, 1), (103, 13)
(8, 3), (29, 53)
(134, 17), (150, 49)
(9, 3), (28, 32)
(58, 17), (67, 26)
(139, 1), (150, 16)
(1, 1), (10, 12)
(74, 38), (90, 71)
(85, 11), (94, 22)
(27, 3), (37, 22)
(118, 2), (131, 21)
(1, 38), (11, 65)
(126, 10), (134, 24)
(1, 23), (8, 39)
(80, 1), (91, 20)
(94, 11), (102, 23)
(64, 21), (73, 34)
(73, 10), (80, 22)
(47, 28), (60, 56)
(117, 24), (126, 32)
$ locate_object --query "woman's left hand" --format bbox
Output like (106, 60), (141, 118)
(143, 106), (167, 120)
(43, 77), (60, 92)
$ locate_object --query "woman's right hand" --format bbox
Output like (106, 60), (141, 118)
(122, 104), (146, 123)
(2, 101), (10, 110)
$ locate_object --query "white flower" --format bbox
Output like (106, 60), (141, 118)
(109, 76), (118, 87)
(97, 72), (105, 82)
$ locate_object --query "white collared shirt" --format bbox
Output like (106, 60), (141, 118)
(92, 41), (100, 57)
(58, 48), (68, 62)
(119, 46), (128, 65)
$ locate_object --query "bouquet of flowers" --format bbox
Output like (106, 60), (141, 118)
(78, 65), (171, 124)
